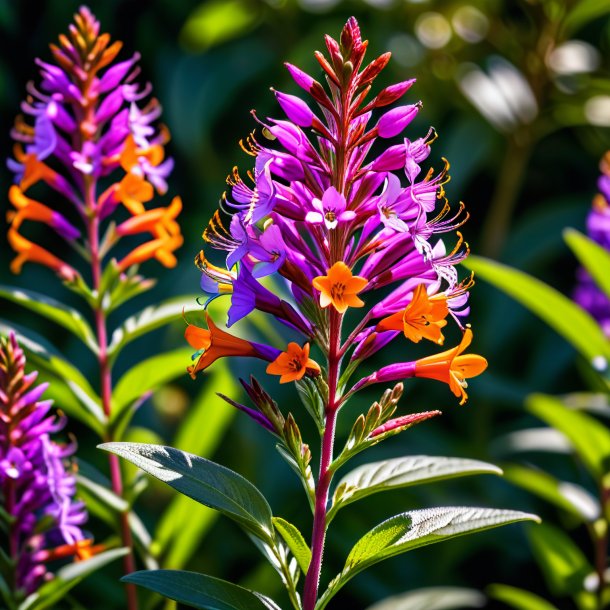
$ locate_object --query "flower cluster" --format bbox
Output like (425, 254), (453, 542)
(574, 152), (610, 337)
(0, 333), (92, 595)
(186, 17), (487, 406)
(7, 6), (181, 280)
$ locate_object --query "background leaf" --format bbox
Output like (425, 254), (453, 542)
(564, 229), (610, 301)
(365, 586), (486, 610)
(487, 584), (559, 610)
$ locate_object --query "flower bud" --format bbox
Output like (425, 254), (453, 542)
(274, 90), (314, 127)
(377, 104), (420, 138)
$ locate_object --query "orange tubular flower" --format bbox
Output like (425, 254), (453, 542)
(312, 261), (368, 314)
(37, 539), (106, 562)
(376, 284), (449, 344)
(120, 134), (165, 173)
(266, 342), (321, 384)
(116, 172), (153, 215)
(7, 228), (77, 281)
(116, 196), (182, 237)
(116, 233), (183, 272)
(414, 328), (487, 405)
(185, 314), (259, 378)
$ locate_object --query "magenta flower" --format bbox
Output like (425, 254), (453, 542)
(0, 333), (88, 594)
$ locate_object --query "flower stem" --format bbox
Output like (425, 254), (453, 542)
(303, 309), (341, 610)
(87, 209), (139, 610)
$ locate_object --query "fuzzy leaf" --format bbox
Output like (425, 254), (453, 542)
(502, 464), (599, 521)
(330, 456), (502, 520)
(487, 584), (559, 610)
(463, 256), (610, 370)
(272, 517), (312, 574)
(0, 285), (97, 353)
(365, 586), (486, 610)
(100, 443), (274, 543)
(527, 393), (610, 479)
(107, 297), (200, 362)
(319, 507), (539, 608)
(18, 549), (128, 610)
(123, 569), (281, 610)
(564, 229), (610, 301)
(527, 521), (592, 596)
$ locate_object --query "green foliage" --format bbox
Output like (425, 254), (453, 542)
(100, 443), (274, 544)
(122, 570), (281, 610)
(364, 587), (486, 610)
(564, 229), (610, 301)
(487, 584), (560, 610)
(272, 517), (312, 575)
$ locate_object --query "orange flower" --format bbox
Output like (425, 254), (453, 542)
(116, 172), (153, 215)
(312, 261), (368, 313)
(7, 227), (77, 281)
(185, 314), (258, 378)
(376, 284), (449, 344)
(120, 134), (165, 173)
(414, 328), (487, 405)
(116, 233), (183, 271)
(266, 342), (321, 384)
(13, 146), (62, 192)
(38, 539), (106, 562)
(116, 196), (182, 238)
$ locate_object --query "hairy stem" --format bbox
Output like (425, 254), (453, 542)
(303, 309), (341, 610)
(87, 205), (139, 610)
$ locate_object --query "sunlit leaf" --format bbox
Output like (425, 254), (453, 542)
(487, 584), (559, 610)
(0, 285), (97, 353)
(463, 256), (610, 371)
(365, 586), (486, 610)
(319, 507), (539, 608)
(330, 456), (502, 521)
(18, 549), (128, 610)
(502, 464), (599, 522)
(564, 229), (610, 301)
(563, 0), (610, 35)
(272, 517), (311, 574)
(527, 521), (592, 596)
(527, 393), (610, 479)
(155, 363), (238, 569)
(123, 570), (281, 610)
(100, 443), (274, 543)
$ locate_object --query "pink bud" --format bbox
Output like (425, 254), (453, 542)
(375, 79), (416, 107)
(285, 63), (315, 92)
(371, 144), (407, 171)
(377, 104), (420, 138)
(370, 410), (441, 437)
(274, 91), (314, 127)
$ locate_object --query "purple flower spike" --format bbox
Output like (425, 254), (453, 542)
(0, 333), (88, 595)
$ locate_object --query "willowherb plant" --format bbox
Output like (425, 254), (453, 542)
(3, 6), (189, 609)
(104, 18), (538, 610)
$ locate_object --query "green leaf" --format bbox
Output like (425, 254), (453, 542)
(155, 364), (237, 569)
(0, 321), (105, 435)
(365, 586), (486, 610)
(563, 0), (610, 35)
(564, 229), (610, 301)
(527, 393), (610, 479)
(107, 296), (200, 362)
(123, 570), (281, 610)
(0, 285), (97, 353)
(527, 521), (592, 596)
(330, 456), (502, 521)
(272, 517), (311, 574)
(112, 348), (192, 420)
(18, 549), (128, 610)
(100, 443), (274, 543)
(487, 584), (559, 610)
(502, 464), (599, 521)
(463, 256), (610, 370)
(319, 507), (539, 609)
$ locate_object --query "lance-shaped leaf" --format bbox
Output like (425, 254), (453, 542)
(527, 393), (610, 479)
(463, 256), (610, 369)
(100, 443), (274, 543)
(0, 285), (98, 353)
(18, 549), (128, 610)
(565, 229), (610, 301)
(487, 584), (560, 610)
(272, 516), (312, 574)
(318, 507), (539, 609)
(329, 456), (502, 522)
(365, 586), (486, 610)
(107, 296), (200, 362)
(123, 570), (281, 610)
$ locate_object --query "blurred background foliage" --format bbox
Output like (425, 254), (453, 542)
(1, 0), (610, 608)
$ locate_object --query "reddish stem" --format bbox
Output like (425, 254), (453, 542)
(303, 309), (341, 610)
(87, 201), (139, 610)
